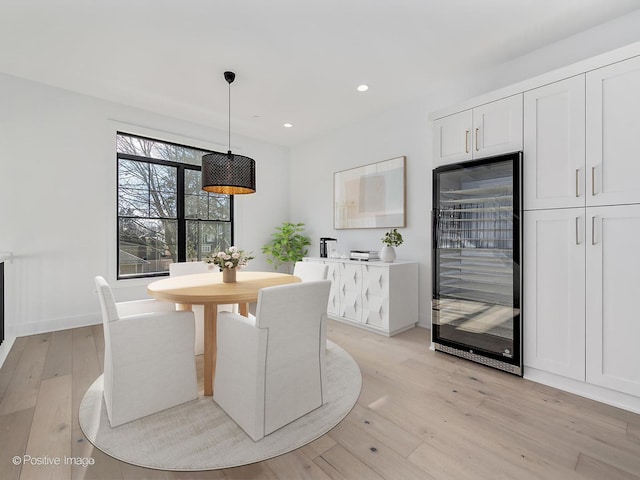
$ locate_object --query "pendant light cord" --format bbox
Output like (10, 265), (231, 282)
(223, 71), (236, 157)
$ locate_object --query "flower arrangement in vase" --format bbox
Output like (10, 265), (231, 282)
(207, 246), (254, 282)
(380, 228), (403, 263)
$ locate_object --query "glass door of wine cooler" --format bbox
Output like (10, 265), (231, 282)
(432, 152), (522, 375)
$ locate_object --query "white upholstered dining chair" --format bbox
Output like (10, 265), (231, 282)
(94, 276), (198, 427)
(248, 261), (328, 316)
(293, 261), (329, 281)
(169, 261), (236, 355)
(214, 280), (331, 441)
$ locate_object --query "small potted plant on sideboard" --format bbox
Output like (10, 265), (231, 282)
(380, 228), (403, 263)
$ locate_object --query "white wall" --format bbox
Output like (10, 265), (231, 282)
(289, 102), (433, 326)
(3, 9), (640, 339)
(289, 9), (640, 329)
(0, 73), (290, 337)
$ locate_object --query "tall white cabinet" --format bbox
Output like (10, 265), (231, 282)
(523, 208), (586, 381)
(433, 44), (640, 411)
(304, 258), (418, 336)
(586, 205), (640, 397)
(523, 55), (640, 402)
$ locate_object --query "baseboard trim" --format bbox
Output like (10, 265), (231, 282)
(328, 315), (416, 337)
(524, 366), (640, 414)
(9, 312), (102, 338)
(0, 336), (16, 370)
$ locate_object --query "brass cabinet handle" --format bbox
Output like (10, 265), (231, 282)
(575, 169), (580, 198)
(475, 128), (480, 151)
(465, 130), (469, 153)
(591, 216), (596, 245)
(591, 166), (596, 196)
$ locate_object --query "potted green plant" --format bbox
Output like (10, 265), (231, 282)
(262, 222), (312, 272)
(380, 228), (403, 262)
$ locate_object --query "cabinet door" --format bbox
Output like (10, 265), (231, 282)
(361, 265), (389, 330)
(524, 76), (586, 210)
(587, 56), (640, 207)
(472, 94), (523, 159)
(339, 263), (363, 322)
(325, 261), (341, 316)
(586, 205), (640, 396)
(433, 109), (473, 166)
(523, 209), (586, 380)
(304, 258), (340, 315)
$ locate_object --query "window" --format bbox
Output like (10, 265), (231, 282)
(116, 133), (233, 279)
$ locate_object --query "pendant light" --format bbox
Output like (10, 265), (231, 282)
(201, 71), (256, 194)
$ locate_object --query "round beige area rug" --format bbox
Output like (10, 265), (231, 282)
(79, 341), (361, 471)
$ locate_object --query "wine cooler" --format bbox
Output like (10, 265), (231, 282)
(432, 152), (522, 375)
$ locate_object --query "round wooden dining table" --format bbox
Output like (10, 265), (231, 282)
(147, 271), (300, 396)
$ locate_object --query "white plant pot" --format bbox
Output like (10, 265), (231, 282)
(380, 246), (396, 263)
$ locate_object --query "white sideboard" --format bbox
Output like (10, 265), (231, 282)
(303, 258), (419, 336)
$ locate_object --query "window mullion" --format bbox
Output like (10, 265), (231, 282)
(177, 166), (186, 263)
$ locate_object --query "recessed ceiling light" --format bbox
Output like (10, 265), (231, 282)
(283, 123), (293, 128)
(357, 84), (369, 92)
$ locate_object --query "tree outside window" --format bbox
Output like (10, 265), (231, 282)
(116, 133), (232, 279)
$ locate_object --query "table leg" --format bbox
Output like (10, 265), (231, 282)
(203, 304), (218, 396)
(239, 302), (249, 317)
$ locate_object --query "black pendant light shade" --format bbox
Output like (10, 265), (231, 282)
(202, 71), (256, 194)
(201, 151), (256, 194)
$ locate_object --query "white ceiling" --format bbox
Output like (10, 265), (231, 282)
(1, 0), (639, 147)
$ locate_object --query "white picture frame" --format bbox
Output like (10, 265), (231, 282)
(334, 156), (406, 229)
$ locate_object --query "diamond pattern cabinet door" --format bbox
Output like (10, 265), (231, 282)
(362, 265), (389, 329)
(325, 261), (341, 316)
(339, 263), (363, 322)
(302, 258), (340, 315)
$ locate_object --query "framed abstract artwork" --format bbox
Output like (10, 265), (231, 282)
(334, 156), (406, 229)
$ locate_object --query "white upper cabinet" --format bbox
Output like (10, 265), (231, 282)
(587, 56), (640, 207)
(433, 109), (473, 164)
(472, 94), (523, 159)
(524, 76), (586, 210)
(434, 95), (523, 166)
(524, 55), (640, 209)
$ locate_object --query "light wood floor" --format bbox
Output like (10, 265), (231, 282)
(1, 320), (639, 480)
